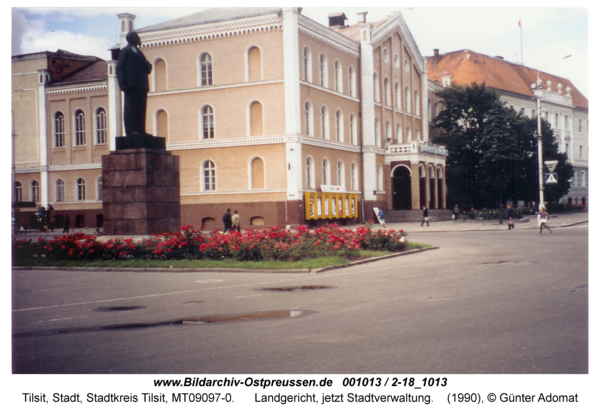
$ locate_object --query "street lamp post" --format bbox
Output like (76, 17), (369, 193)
(530, 54), (571, 208)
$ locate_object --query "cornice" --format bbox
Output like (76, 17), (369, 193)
(301, 136), (362, 153)
(48, 164), (102, 172)
(140, 14), (283, 50)
(47, 81), (107, 96)
(299, 81), (360, 103)
(372, 13), (424, 74)
(297, 15), (360, 59)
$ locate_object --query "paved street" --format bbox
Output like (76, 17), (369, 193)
(12, 213), (587, 374)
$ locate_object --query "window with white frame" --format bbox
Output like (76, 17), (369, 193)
(374, 118), (380, 147)
(31, 180), (40, 203)
(580, 146), (583, 159)
(406, 126), (411, 141)
(351, 162), (357, 190)
(56, 179), (65, 202)
(15, 181), (22, 202)
(384, 78), (390, 106)
(395, 83), (401, 110)
(202, 105), (214, 139)
(305, 156), (314, 189)
(416, 128), (420, 141)
(302, 47), (311, 82)
(202, 160), (216, 191)
(373, 73), (379, 103)
(581, 171), (586, 187)
(396, 123), (401, 144)
(304, 101), (312, 136)
(334, 60), (341, 92)
(322, 158), (329, 185)
(405, 87), (410, 113)
(385, 121), (391, 142)
(349, 114), (356, 145)
(337, 160), (344, 187)
(377, 164), (383, 191)
(335, 109), (342, 142)
(74, 110), (86, 146)
(319, 54), (327, 87)
(579, 119), (583, 132)
(54, 112), (65, 147)
(95, 108), (107, 144)
(414, 90), (420, 116)
(200, 53), (213, 86)
(555, 113), (559, 128)
(320, 105), (329, 140)
(348, 66), (355, 97)
(96, 176), (102, 200)
(76, 178), (85, 201)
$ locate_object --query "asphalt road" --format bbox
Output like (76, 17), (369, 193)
(12, 225), (587, 374)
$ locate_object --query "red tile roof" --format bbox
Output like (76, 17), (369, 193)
(427, 49), (587, 109)
(52, 60), (107, 85)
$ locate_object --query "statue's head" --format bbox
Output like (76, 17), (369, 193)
(126, 31), (141, 47)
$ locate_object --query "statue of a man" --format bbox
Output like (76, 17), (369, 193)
(116, 32), (152, 136)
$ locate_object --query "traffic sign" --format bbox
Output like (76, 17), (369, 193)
(544, 173), (558, 184)
(544, 160), (558, 172)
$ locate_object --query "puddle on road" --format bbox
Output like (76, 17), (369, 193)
(553, 286), (588, 293)
(94, 306), (146, 312)
(260, 285), (334, 292)
(13, 310), (316, 338)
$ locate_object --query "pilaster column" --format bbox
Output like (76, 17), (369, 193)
(359, 22), (377, 201)
(422, 57), (429, 143)
(37, 69), (49, 208)
(107, 60), (122, 150)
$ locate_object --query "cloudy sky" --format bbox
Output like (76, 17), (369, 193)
(10, 3), (591, 97)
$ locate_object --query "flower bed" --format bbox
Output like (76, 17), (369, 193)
(12, 224), (408, 265)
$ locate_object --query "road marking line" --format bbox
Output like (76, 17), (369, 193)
(235, 294), (262, 299)
(38, 315), (89, 323)
(195, 279), (223, 283)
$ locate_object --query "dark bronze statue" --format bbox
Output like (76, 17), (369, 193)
(116, 32), (152, 136)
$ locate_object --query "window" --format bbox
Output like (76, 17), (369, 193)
(416, 128), (420, 141)
(555, 113), (559, 128)
(74, 109), (85, 146)
(406, 126), (411, 141)
(384, 78), (390, 106)
(250, 101), (263, 136)
(334, 60), (341, 93)
(385, 121), (391, 142)
(351, 162), (357, 190)
(250, 157), (265, 189)
(15, 181), (22, 202)
(54, 112), (65, 147)
(428, 99), (431, 119)
(337, 160), (344, 186)
(202, 106), (214, 139)
(405, 87), (410, 113)
(579, 119), (583, 133)
(319, 54), (326, 87)
(156, 109), (168, 139)
(247, 46), (261, 81)
(348, 66), (355, 97)
(349, 114), (356, 145)
(395, 83), (401, 110)
(56, 179), (65, 202)
(404, 58), (409, 73)
(374, 118), (380, 147)
(565, 143), (569, 158)
(581, 171), (586, 187)
(414, 91), (420, 116)
(435, 102), (439, 117)
(580, 146), (583, 159)
(96, 177), (103, 200)
(377, 164), (383, 191)
(302, 47), (311, 82)
(373, 73), (379, 102)
(532, 109), (536, 119)
(305, 156), (314, 189)
(155, 58), (167, 91)
(304, 101), (312, 136)
(202, 160), (216, 191)
(200, 53), (213, 86)
(394, 53), (399, 68)
(520, 108), (525, 116)
(396, 124), (401, 144)
(565, 115), (569, 129)
(320, 106), (329, 140)
(335, 110), (342, 142)
(95, 108), (107, 144)
(383, 48), (389, 62)
(76, 178), (85, 201)
(31, 180), (40, 203)
(322, 158), (329, 185)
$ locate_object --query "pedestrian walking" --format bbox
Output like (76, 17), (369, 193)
(507, 205), (514, 230)
(231, 210), (240, 232)
(498, 204), (504, 225)
(63, 214), (70, 234)
(421, 205), (429, 227)
(222, 208), (232, 233)
(49, 216), (55, 231)
(453, 204), (459, 220)
(536, 206), (552, 234)
(378, 208), (386, 228)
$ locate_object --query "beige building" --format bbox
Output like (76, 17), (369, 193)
(11, 8), (447, 231)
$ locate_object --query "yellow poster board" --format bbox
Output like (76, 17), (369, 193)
(305, 192), (359, 220)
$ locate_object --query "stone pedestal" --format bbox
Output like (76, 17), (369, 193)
(102, 146), (180, 235)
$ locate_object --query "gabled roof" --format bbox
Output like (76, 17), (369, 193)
(333, 14), (394, 42)
(136, 7), (282, 33)
(51, 60), (107, 85)
(427, 49), (587, 110)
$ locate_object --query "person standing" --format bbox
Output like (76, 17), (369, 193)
(222, 208), (232, 233)
(453, 204), (460, 220)
(536, 206), (552, 234)
(231, 210), (240, 232)
(378, 209), (386, 228)
(507, 204), (514, 230)
(421, 205), (429, 227)
(63, 214), (70, 234)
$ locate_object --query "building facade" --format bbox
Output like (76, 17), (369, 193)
(427, 49), (588, 207)
(11, 8), (447, 231)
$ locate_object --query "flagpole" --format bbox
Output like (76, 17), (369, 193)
(519, 19), (523, 64)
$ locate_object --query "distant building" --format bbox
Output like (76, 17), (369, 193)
(11, 8), (448, 231)
(427, 49), (588, 206)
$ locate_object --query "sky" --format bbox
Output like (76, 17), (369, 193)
(10, 3), (591, 98)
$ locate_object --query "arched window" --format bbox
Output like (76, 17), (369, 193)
(349, 114), (356, 145)
(15, 181), (22, 202)
(200, 53), (213, 86)
(405, 87), (411, 113)
(416, 128), (420, 141)
(395, 83), (401, 110)
(384, 78), (390, 106)
(348, 66), (355, 97)
(96, 176), (103, 200)
(154, 58), (167, 91)
(319, 54), (327, 87)
(250, 101), (263, 136)
(95, 108), (107, 144)
(337, 160), (345, 187)
(201, 106), (214, 139)
(385, 121), (391, 142)
(304, 101), (313, 136)
(335, 109), (343, 142)
(76, 178), (86, 201)
(320, 105), (329, 140)
(202, 160), (216, 191)
(374, 118), (380, 147)
(31, 180), (40, 203)
(406, 126), (411, 142)
(373, 73), (379, 102)
(52, 179), (63, 202)
(156, 109), (168, 139)
(434, 102), (439, 117)
(74, 109), (85, 146)
(350, 162), (358, 190)
(322, 158), (329, 185)
(54, 112), (65, 147)
(396, 123), (401, 144)
(302, 47), (311, 82)
(377, 164), (383, 192)
(334, 60), (341, 93)
(414, 90), (420, 116)
(248, 46), (261, 81)
(250, 157), (265, 189)
(305, 156), (314, 189)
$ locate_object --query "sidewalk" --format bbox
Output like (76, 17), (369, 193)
(12, 212), (588, 241)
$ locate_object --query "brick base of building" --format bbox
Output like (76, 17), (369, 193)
(101, 147), (180, 235)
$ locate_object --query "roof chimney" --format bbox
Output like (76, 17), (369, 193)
(494, 56), (504, 60)
(328, 13), (347, 28)
(357, 12), (368, 24)
(433, 49), (440, 64)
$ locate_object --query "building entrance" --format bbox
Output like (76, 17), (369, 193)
(392, 166), (412, 210)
